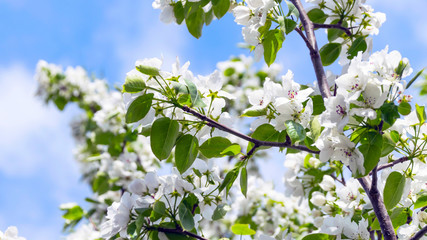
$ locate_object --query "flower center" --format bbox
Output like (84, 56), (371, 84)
(335, 105), (346, 116)
(288, 90), (298, 99)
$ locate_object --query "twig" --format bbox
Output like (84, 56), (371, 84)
(294, 27), (314, 52)
(290, 0), (331, 98)
(146, 226), (207, 240)
(241, 144), (260, 161)
(180, 106), (319, 154)
(312, 23), (353, 36)
(409, 225), (427, 240)
(330, 174), (346, 186)
(375, 156), (410, 172)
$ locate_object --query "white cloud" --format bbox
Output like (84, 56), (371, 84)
(0, 63), (90, 239)
(92, 1), (189, 83)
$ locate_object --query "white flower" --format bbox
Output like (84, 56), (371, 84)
(66, 224), (101, 240)
(342, 218), (370, 240)
(233, 6), (251, 25)
(100, 192), (134, 238)
(310, 191), (326, 207)
(319, 175), (336, 191)
(319, 93), (349, 131)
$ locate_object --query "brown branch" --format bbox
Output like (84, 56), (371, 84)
(241, 144), (260, 161)
(180, 106), (319, 154)
(290, 0), (331, 99)
(358, 177), (397, 240)
(147, 226), (207, 240)
(376, 156), (410, 172)
(295, 27), (314, 52)
(313, 23), (353, 37)
(409, 225), (427, 240)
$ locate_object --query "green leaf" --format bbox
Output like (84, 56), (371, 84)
(175, 134), (199, 174)
(199, 137), (232, 158)
(241, 108), (267, 117)
(357, 131), (383, 176)
(240, 167), (248, 197)
(416, 104), (426, 123)
(380, 102), (400, 126)
(307, 9), (327, 24)
(414, 192), (427, 209)
(125, 93), (154, 123)
(283, 19), (297, 35)
(177, 93), (192, 106)
(184, 78), (206, 107)
(383, 171), (406, 210)
(390, 207), (410, 229)
(53, 96), (67, 110)
(136, 65), (160, 76)
(220, 144), (241, 156)
(247, 124), (279, 151)
(310, 116), (322, 141)
(263, 29), (285, 66)
(381, 132), (396, 157)
(212, 204), (230, 220)
(62, 205), (84, 221)
(398, 102), (412, 115)
(319, 43), (341, 66)
(174, 1), (185, 24)
(406, 68), (425, 89)
(285, 0), (299, 19)
(150, 117), (180, 160)
(186, 7), (205, 39)
(218, 168), (239, 195)
(92, 172), (109, 195)
(178, 203), (195, 230)
(212, 0), (230, 19)
(347, 37), (367, 59)
(390, 130), (400, 143)
(151, 201), (166, 221)
(205, 9), (214, 26)
(302, 233), (336, 240)
(311, 95), (326, 115)
(327, 20), (347, 42)
(231, 224), (256, 236)
(285, 120), (306, 143)
(123, 77), (146, 93)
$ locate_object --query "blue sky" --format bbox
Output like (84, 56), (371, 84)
(0, 0), (427, 239)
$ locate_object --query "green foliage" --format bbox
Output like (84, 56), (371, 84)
(178, 202), (195, 230)
(123, 77), (146, 93)
(357, 130), (383, 176)
(151, 117), (180, 160)
(240, 167), (248, 197)
(383, 172), (406, 210)
(263, 29), (285, 66)
(231, 224), (256, 235)
(347, 37), (367, 59)
(247, 124), (279, 151)
(175, 134), (199, 174)
(285, 120), (306, 143)
(199, 137), (232, 158)
(308, 9), (327, 24)
(125, 93), (154, 123)
(320, 43), (341, 66)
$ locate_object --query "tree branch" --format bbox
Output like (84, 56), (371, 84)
(290, 0), (331, 99)
(312, 23), (353, 37)
(375, 156), (410, 172)
(358, 177), (397, 240)
(409, 225), (427, 240)
(146, 226), (207, 240)
(180, 106), (319, 154)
